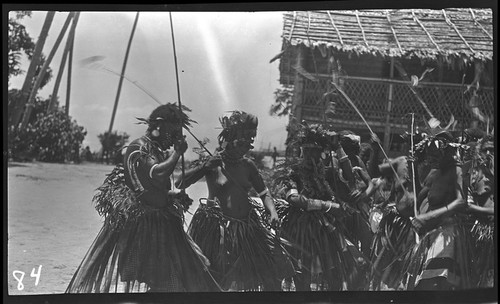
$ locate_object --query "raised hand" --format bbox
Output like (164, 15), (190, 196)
(174, 136), (188, 154)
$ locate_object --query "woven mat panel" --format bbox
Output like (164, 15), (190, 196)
(296, 75), (493, 131)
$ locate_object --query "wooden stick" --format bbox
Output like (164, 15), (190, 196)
(410, 113), (418, 218)
(169, 12), (186, 191)
(331, 81), (405, 193)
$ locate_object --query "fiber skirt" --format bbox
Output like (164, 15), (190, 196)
(66, 196), (221, 293)
(407, 216), (474, 290)
(278, 201), (368, 291)
(369, 207), (416, 290)
(188, 202), (294, 291)
(470, 218), (495, 288)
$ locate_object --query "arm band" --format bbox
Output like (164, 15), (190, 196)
(325, 203), (332, 213)
(286, 189), (299, 200)
(149, 163), (159, 179)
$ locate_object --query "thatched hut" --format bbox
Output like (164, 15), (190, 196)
(276, 8), (494, 155)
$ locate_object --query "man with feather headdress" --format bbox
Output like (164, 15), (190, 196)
(67, 103), (221, 293)
(406, 129), (475, 290)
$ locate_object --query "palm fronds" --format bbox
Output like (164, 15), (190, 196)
(369, 208), (416, 290)
(93, 164), (144, 230)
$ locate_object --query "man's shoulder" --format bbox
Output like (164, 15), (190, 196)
(125, 137), (149, 154)
(241, 156), (259, 168)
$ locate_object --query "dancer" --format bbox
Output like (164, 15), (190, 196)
(335, 130), (375, 258)
(368, 156), (418, 290)
(407, 130), (473, 290)
(175, 110), (292, 291)
(465, 136), (495, 287)
(67, 103), (221, 293)
(271, 123), (368, 291)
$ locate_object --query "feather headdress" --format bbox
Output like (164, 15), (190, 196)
(217, 110), (258, 144)
(287, 121), (338, 150)
(135, 103), (195, 129)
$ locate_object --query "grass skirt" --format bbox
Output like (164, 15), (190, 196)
(188, 203), (293, 291)
(278, 201), (369, 291)
(369, 207), (416, 290)
(470, 218), (495, 288)
(407, 216), (474, 290)
(66, 171), (220, 293)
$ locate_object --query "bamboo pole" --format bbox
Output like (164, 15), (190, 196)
(10, 11), (55, 129)
(383, 57), (395, 152)
(168, 11), (187, 190)
(332, 81), (406, 193)
(49, 12), (80, 113)
(108, 12), (140, 134)
(321, 74), (487, 89)
(20, 12), (74, 129)
(65, 13), (78, 116)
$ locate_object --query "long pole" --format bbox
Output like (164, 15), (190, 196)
(393, 61), (435, 120)
(10, 11), (55, 129)
(65, 12), (79, 116)
(410, 112), (420, 244)
(49, 12), (80, 113)
(108, 12), (140, 134)
(331, 81), (405, 193)
(20, 12), (74, 130)
(410, 113), (418, 216)
(169, 12), (186, 186)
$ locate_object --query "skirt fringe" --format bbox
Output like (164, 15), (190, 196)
(67, 185), (221, 293)
(279, 203), (369, 290)
(188, 203), (294, 291)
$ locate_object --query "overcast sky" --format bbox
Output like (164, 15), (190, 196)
(8, 10), (289, 159)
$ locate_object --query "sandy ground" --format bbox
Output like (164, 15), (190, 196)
(7, 161), (208, 295)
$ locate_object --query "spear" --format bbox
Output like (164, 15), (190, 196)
(409, 113), (420, 243)
(168, 12), (186, 191)
(332, 82), (421, 244)
(80, 55), (256, 210)
(79, 56), (212, 156)
(331, 81), (405, 193)
(165, 14), (252, 206)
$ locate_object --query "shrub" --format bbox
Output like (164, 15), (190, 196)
(8, 97), (87, 163)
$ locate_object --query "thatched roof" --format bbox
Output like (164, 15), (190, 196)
(280, 8), (493, 63)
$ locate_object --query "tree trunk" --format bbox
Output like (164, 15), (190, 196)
(20, 12), (74, 129)
(65, 13), (78, 116)
(49, 12), (80, 113)
(9, 11), (55, 129)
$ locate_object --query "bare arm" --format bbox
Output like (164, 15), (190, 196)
(367, 133), (382, 178)
(153, 139), (187, 183)
(412, 189), (466, 234)
(286, 190), (340, 212)
(260, 190), (280, 228)
(466, 203), (495, 216)
(466, 193), (495, 216)
(175, 155), (222, 189)
(353, 164), (376, 199)
(336, 146), (356, 189)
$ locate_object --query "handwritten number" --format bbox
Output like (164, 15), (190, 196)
(13, 271), (25, 290)
(13, 265), (42, 290)
(30, 265), (42, 286)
